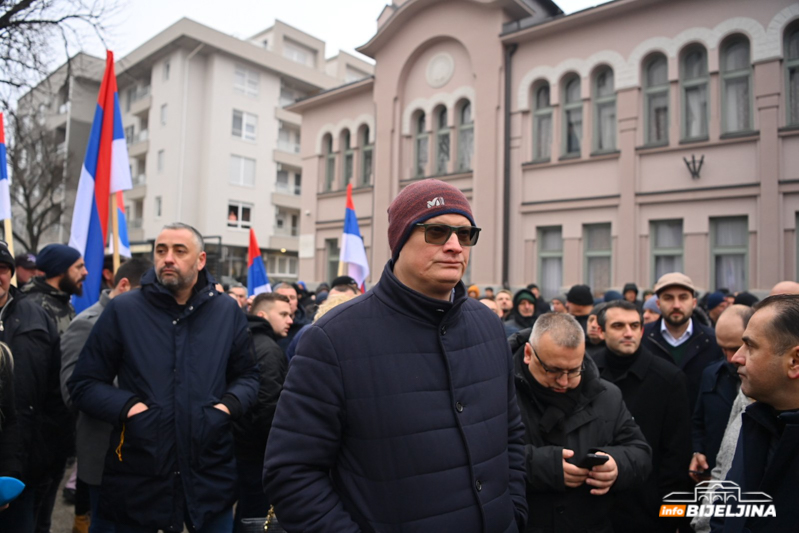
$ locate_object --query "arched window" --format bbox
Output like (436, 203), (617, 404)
(681, 45), (709, 140)
(533, 83), (552, 161)
(593, 67), (616, 152)
(721, 36), (752, 133)
(457, 102), (474, 171)
(414, 112), (428, 177)
(784, 24), (799, 125)
(342, 130), (353, 187)
(562, 76), (582, 156)
(435, 107), (450, 174)
(324, 134), (335, 192)
(361, 126), (373, 186)
(644, 54), (669, 145)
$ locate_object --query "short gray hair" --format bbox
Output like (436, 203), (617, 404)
(161, 222), (204, 251)
(529, 312), (585, 349)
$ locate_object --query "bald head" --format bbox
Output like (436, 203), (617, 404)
(770, 281), (799, 296)
(715, 304), (753, 362)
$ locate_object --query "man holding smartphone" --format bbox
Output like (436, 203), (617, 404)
(509, 312), (652, 532)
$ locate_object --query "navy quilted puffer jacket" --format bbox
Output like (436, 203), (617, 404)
(264, 260), (527, 532)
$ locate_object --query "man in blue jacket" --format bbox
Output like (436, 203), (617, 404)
(264, 179), (528, 532)
(711, 294), (799, 532)
(68, 223), (259, 533)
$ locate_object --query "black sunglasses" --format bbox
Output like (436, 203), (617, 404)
(416, 224), (481, 246)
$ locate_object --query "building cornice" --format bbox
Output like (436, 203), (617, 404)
(286, 77), (374, 113)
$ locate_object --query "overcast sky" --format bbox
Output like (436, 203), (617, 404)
(82, 0), (612, 63)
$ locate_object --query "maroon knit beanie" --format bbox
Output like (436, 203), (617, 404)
(387, 179), (475, 260)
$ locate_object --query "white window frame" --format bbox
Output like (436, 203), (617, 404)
(155, 196), (162, 218)
(720, 36), (753, 134)
(157, 150), (164, 173)
(650, 219), (684, 283)
(533, 83), (552, 161)
(414, 112), (429, 178)
(227, 201), (253, 230)
(229, 155), (255, 187)
(457, 102), (474, 171)
(361, 127), (373, 186)
(342, 130), (353, 186)
(232, 110), (258, 141)
(435, 107), (450, 175)
(538, 226), (563, 300)
(786, 25), (799, 126)
(163, 59), (170, 82)
(234, 65), (259, 97)
(681, 46), (710, 141)
(562, 76), (583, 157)
(160, 104), (167, 126)
(710, 216), (749, 292)
(324, 135), (335, 192)
(583, 223), (612, 292)
(593, 67), (616, 153)
(644, 54), (670, 146)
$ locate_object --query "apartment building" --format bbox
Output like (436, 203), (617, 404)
(290, 0), (799, 295)
(16, 18), (372, 283)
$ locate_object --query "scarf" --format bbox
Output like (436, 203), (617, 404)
(522, 363), (584, 446)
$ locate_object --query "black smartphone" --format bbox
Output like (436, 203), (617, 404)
(577, 453), (609, 469)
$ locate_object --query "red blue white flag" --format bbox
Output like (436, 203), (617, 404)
(69, 51), (132, 313)
(247, 228), (271, 296)
(0, 113), (10, 221)
(107, 191), (131, 258)
(339, 183), (369, 291)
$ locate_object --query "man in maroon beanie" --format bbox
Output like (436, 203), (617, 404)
(265, 178), (528, 532)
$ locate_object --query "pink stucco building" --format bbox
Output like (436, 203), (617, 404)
(289, 0), (799, 297)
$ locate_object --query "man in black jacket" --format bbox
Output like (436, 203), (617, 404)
(265, 179), (527, 532)
(232, 292), (291, 528)
(593, 301), (692, 533)
(643, 272), (723, 413)
(0, 243), (67, 533)
(510, 312), (652, 533)
(711, 295), (799, 532)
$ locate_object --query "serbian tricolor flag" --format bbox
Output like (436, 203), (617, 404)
(69, 51), (132, 313)
(338, 183), (370, 291)
(0, 113), (11, 222)
(107, 191), (131, 258)
(247, 228), (270, 296)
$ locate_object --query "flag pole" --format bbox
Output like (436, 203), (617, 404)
(3, 219), (15, 286)
(111, 192), (120, 273)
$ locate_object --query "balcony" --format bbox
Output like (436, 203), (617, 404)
(129, 86), (151, 116)
(129, 218), (143, 229)
(128, 130), (149, 157)
(271, 190), (301, 210)
(268, 234), (299, 253)
(277, 140), (301, 154)
(132, 173), (146, 187)
(273, 149), (301, 170)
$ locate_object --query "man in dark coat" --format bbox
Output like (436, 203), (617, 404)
(643, 272), (723, 413)
(68, 223), (259, 532)
(592, 301), (692, 533)
(504, 289), (538, 337)
(274, 281), (311, 350)
(59, 257), (151, 533)
(566, 284), (593, 333)
(690, 305), (751, 480)
(509, 313), (652, 533)
(232, 292), (291, 528)
(0, 243), (67, 533)
(711, 295), (799, 532)
(264, 179), (527, 532)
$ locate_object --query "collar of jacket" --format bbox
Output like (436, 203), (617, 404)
(22, 276), (71, 304)
(744, 402), (799, 435)
(139, 267), (217, 315)
(98, 289), (112, 308)
(246, 313), (280, 341)
(593, 345), (652, 383)
(646, 316), (708, 352)
(513, 345), (606, 406)
(371, 259), (467, 326)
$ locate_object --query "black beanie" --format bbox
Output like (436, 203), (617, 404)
(0, 243), (14, 276)
(36, 244), (82, 278)
(567, 284), (594, 306)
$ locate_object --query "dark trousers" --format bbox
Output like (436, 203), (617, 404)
(0, 485), (36, 533)
(113, 507), (233, 533)
(88, 484), (116, 533)
(34, 458), (67, 533)
(233, 458), (270, 531)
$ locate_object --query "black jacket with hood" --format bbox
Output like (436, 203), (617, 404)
(508, 329), (652, 533)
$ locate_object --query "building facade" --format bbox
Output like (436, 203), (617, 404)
(17, 18), (372, 283)
(292, 0), (799, 296)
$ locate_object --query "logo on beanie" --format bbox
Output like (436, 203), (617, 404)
(427, 197), (445, 208)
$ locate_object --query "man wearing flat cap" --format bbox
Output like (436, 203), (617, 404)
(642, 272), (723, 414)
(265, 179), (528, 532)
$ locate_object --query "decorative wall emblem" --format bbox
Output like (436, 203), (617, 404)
(426, 53), (454, 88)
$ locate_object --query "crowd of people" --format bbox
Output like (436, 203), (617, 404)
(0, 178), (797, 533)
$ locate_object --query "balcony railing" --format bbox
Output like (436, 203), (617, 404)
(131, 86), (150, 102)
(130, 218), (143, 229)
(277, 140), (300, 154)
(273, 226), (298, 237)
(275, 182), (301, 196)
(132, 173), (146, 187)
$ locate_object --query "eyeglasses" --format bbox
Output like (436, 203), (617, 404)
(415, 224), (481, 246)
(528, 342), (584, 378)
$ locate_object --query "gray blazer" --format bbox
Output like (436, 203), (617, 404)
(60, 289), (112, 485)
